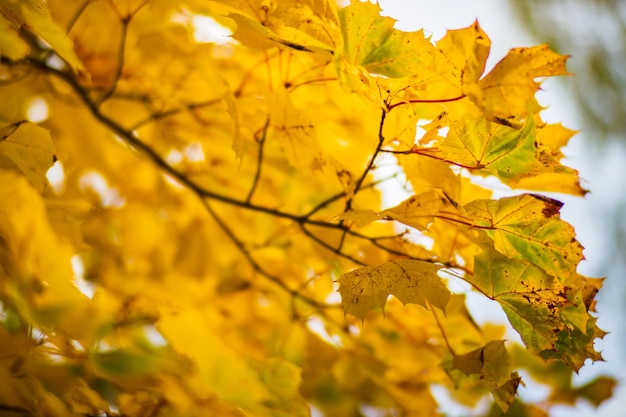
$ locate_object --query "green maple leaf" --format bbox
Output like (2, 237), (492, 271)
(338, 0), (436, 78)
(472, 249), (604, 371)
(416, 117), (536, 181)
(464, 194), (583, 277)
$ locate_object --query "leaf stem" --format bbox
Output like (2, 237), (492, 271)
(345, 108), (388, 212)
(429, 299), (456, 356)
(387, 94), (466, 111)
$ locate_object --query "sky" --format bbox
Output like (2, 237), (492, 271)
(375, 1), (626, 416)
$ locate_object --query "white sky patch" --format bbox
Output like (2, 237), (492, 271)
(79, 171), (126, 208)
(183, 142), (206, 162)
(192, 15), (235, 45)
(306, 316), (344, 348)
(46, 160), (65, 194)
(165, 149), (184, 165)
(161, 172), (185, 190)
(171, 9), (236, 46)
(325, 279), (342, 305)
(45, 54), (65, 71)
(72, 254), (95, 299)
(144, 325), (168, 347)
(26, 97), (49, 123)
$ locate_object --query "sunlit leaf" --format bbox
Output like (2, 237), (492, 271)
(0, 14), (30, 60)
(473, 249), (603, 370)
(508, 123), (587, 195)
(338, 259), (449, 319)
(464, 194), (583, 277)
(380, 190), (450, 231)
(0, 121), (56, 192)
(338, 1), (435, 78)
(415, 117), (536, 182)
(0, 170), (87, 329)
(471, 44), (569, 119)
(267, 87), (319, 167)
(0, 0), (84, 71)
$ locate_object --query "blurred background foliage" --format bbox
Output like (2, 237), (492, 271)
(511, 0), (626, 140)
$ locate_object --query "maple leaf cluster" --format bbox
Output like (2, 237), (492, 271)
(0, 0), (615, 416)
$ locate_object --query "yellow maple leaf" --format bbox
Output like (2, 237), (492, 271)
(0, 121), (56, 192)
(0, 0), (84, 71)
(471, 44), (569, 119)
(267, 87), (320, 168)
(0, 170), (87, 330)
(0, 14), (30, 60)
(380, 190), (450, 231)
(338, 259), (449, 319)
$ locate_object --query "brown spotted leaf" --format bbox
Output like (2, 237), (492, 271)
(472, 249), (604, 371)
(463, 194), (583, 278)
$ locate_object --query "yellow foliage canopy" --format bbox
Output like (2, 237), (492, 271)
(0, 0), (611, 416)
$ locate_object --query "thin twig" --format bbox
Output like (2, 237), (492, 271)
(381, 147), (484, 171)
(303, 174), (397, 218)
(337, 109), (388, 250)
(299, 224), (367, 266)
(429, 299), (455, 356)
(202, 199), (329, 310)
(65, 0), (92, 34)
(345, 109), (388, 212)
(246, 118), (270, 203)
(387, 94), (466, 111)
(131, 98), (224, 130)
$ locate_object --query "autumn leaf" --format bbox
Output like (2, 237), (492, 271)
(0, 171), (87, 325)
(436, 21), (491, 87)
(415, 117), (537, 182)
(338, 259), (449, 319)
(384, 20), (492, 107)
(337, 1), (465, 104)
(255, 357), (311, 417)
(380, 189), (450, 231)
(453, 341), (512, 389)
(334, 189), (450, 230)
(226, 12), (334, 59)
(213, 0), (339, 51)
(0, 14), (30, 60)
(338, 1), (435, 78)
(464, 194), (583, 277)
(267, 88), (320, 168)
(507, 123), (587, 195)
(452, 340), (520, 410)
(472, 249), (603, 370)
(0, 121), (56, 192)
(0, 0), (84, 71)
(470, 44), (569, 119)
